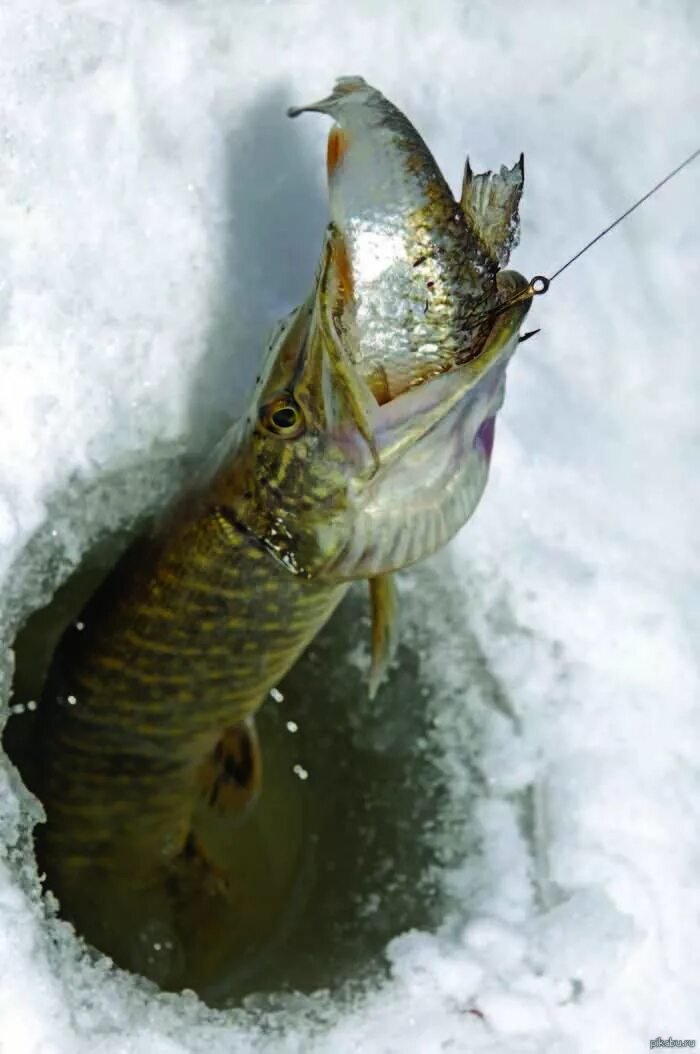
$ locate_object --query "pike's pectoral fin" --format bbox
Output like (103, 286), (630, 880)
(196, 718), (262, 819)
(178, 720), (262, 891)
(368, 573), (399, 700)
(461, 154), (524, 268)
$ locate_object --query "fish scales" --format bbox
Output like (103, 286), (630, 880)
(40, 506), (347, 887)
(29, 78), (532, 986)
(46, 519), (345, 750)
(290, 77), (523, 402)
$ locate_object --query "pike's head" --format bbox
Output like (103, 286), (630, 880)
(211, 233), (532, 581)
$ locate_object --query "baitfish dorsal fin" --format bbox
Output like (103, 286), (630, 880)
(368, 573), (399, 700)
(460, 154), (524, 268)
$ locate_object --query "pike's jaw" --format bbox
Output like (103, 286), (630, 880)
(318, 291), (531, 581)
(323, 361), (505, 579)
(239, 257), (531, 583)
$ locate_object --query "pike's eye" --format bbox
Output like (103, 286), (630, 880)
(260, 396), (305, 438)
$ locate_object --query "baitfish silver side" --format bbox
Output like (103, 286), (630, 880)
(289, 75), (526, 402)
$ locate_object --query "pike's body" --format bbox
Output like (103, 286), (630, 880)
(41, 508), (346, 879)
(33, 77), (532, 984)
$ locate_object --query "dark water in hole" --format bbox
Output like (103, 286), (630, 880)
(5, 552), (485, 1008)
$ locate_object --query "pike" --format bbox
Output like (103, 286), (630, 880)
(34, 78), (535, 983)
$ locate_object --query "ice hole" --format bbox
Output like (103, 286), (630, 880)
(4, 546), (508, 1009)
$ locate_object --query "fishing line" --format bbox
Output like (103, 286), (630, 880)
(467, 143), (700, 329)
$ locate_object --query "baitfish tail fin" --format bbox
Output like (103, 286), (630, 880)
(460, 155), (524, 268)
(368, 573), (399, 700)
(196, 718), (262, 818)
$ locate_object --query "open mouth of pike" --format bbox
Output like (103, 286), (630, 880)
(343, 279), (527, 483)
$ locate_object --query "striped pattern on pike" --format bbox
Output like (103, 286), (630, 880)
(32, 78), (532, 982)
(40, 502), (347, 878)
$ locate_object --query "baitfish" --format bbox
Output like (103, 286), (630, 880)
(289, 75), (526, 403)
(32, 79), (533, 987)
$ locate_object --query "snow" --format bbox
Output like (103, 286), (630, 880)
(1, 0), (698, 1052)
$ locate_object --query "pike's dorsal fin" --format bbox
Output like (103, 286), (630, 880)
(368, 573), (399, 699)
(460, 155), (524, 268)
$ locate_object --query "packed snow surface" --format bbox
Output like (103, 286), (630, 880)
(0, 1), (698, 1052)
